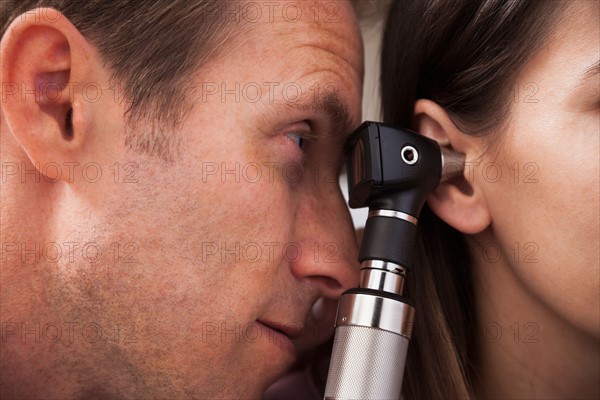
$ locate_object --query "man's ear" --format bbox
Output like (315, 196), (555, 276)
(1, 8), (95, 177)
(413, 99), (491, 234)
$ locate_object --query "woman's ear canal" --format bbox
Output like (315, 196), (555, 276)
(64, 108), (74, 140)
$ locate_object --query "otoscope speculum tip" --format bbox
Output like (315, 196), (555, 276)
(440, 147), (466, 183)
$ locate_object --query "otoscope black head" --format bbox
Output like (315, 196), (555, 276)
(345, 121), (465, 269)
(346, 121), (443, 217)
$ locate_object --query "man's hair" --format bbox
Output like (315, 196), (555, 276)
(1, 0), (242, 161)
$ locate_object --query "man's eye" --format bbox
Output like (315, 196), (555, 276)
(286, 132), (305, 149)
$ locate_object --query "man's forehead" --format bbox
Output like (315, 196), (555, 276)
(195, 1), (363, 138)
(233, 1), (363, 73)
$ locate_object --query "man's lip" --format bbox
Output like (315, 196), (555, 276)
(257, 319), (303, 340)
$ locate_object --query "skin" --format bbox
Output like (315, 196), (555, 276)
(0, 1), (363, 399)
(418, 1), (599, 398)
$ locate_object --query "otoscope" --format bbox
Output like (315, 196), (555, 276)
(324, 121), (465, 400)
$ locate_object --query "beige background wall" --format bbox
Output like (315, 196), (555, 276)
(360, 18), (384, 121)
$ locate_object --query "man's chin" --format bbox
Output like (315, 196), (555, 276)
(241, 332), (300, 391)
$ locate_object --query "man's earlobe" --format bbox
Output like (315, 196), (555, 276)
(413, 99), (492, 234)
(1, 8), (92, 177)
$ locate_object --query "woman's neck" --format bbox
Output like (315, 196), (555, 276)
(469, 233), (599, 399)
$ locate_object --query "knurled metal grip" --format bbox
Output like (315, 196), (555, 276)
(324, 325), (410, 400)
(323, 290), (415, 400)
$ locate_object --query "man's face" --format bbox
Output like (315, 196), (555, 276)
(30, 2), (363, 398)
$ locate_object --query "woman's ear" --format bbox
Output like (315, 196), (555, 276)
(1, 8), (96, 179)
(413, 99), (491, 234)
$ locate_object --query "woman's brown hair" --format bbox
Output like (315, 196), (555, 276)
(380, 1), (568, 398)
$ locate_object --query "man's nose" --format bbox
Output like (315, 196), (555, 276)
(288, 186), (360, 299)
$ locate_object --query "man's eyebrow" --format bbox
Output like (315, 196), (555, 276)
(313, 92), (354, 138)
(275, 91), (354, 140)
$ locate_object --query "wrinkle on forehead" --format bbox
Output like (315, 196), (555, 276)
(238, 1), (364, 79)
